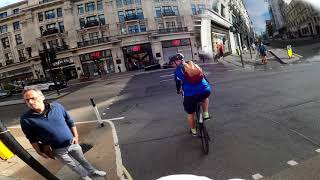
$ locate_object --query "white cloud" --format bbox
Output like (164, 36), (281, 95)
(0, 0), (24, 8)
(244, 0), (270, 34)
(303, 0), (320, 10)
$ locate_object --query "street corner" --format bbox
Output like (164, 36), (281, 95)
(4, 120), (126, 180)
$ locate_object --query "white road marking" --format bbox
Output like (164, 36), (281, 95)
(102, 113), (106, 115)
(160, 74), (173, 78)
(160, 79), (172, 82)
(315, 149), (320, 153)
(252, 173), (263, 180)
(287, 160), (298, 166)
(74, 117), (125, 124)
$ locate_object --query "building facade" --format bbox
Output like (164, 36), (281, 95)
(0, 0), (209, 86)
(268, 0), (285, 37)
(283, 0), (320, 38)
(197, 0), (254, 59)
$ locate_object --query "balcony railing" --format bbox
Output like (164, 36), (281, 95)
(41, 28), (60, 36)
(84, 20), (100, 28)
(162, 11), (177, 16)
(125, 15), (139, 21)
(77, 37), (109, 48)
(5, 60), (14, 65)
(19, 57), (27, 62)
(49, 44), (69, 52)
(158, 27), (188, 34)
(39, 0), (55, 4)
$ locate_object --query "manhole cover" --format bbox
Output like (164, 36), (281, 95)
(80, 143), (93, 153)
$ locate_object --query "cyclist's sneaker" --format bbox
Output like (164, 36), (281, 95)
(190, 128), (197, 136)
(203, 112), (211, 121)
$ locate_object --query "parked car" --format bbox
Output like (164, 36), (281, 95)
(24, 79), (67, 91)
(0, 91), (11, 98)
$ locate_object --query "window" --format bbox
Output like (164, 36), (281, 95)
(89, 32), (99, 40)
(13, 21), (20, 31)
(38, 12), (44, 22)
(118, 11), (125, 22)
(198, 4), (205, 14)
(128, 25), (139, 34)
(116, 0), (123, 7)
(166, 21), (175, 28)
(137, 9), (144, 19)
(58, 22), (64, 32)
(79, 18), (85, 28)
(18, 49), (25, 58)
(48, 39), (59, 49)
(172, 6), (179, 15)
(140, 24), (146, 32)
(15, 34), (23, 45)
(125, 9), (136, 18)
(212, 0), (219, 13)
(0, 25), (7, 33)
(2, 37), (10, 48)
(97, 0), (103, 11)
(158, 23), (164, 29)
(57, 8), (63, 17)
(123, 0), (133, 5)
(155, 7), (161, 17)
(5, 53), (13, 64)
(86, 16), (96, 22)
(99, 15), (106, 25)
(78, 4), (84, 14)
(47, 23), (56, 29)
(45, 10), (56, 19)
(85, 2), (96, 12)
(163, 6), (172, 13)
(0, 12), (7, 18)
(135, 0), (141, 5)
(13, 8), (19, 14)
(191, 4), (197, 15)
(220, 4), (225, 17)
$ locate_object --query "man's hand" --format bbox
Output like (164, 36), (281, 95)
(72, 136), (79, 144)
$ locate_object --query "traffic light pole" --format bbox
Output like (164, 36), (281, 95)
(45, 49), (60, 95)
(0, 120), (59, 180)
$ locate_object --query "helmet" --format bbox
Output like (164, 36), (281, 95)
(169, 53), (184, 64)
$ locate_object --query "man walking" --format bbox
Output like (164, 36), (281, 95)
(20, 87), (106, 180)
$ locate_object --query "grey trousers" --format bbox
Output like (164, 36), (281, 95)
(53, 143), (96, 177)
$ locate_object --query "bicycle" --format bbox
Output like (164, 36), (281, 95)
(180, 91), (211, 155)
(195, 101), (211, 155)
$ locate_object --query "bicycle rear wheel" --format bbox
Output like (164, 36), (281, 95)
(199, 123), (210, 155)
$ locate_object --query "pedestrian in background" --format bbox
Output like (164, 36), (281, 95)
(20, 87), (106, 180)
(258, 43), (267, 64)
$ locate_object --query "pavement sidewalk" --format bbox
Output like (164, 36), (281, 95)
(269, 48), (301, 64)
(219, 52), (258, 69)
(2, 120), (126, 180)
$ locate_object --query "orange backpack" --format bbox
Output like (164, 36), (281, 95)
(182, 61), (204, 84)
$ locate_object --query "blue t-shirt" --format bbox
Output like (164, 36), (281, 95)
(174, 65), (211, 97)
(20, 102), (74, 149)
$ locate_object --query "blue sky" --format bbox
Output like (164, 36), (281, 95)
(244, 0), (270, 35)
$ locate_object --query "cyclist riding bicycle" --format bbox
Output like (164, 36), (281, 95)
(169, 53), (212, 136)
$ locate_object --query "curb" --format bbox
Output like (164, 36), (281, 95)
(269, 50), (287, 64)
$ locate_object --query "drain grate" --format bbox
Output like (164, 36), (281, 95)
(80, 143), (93, 153)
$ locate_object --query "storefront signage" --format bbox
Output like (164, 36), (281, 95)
(52, 58), (71, 67)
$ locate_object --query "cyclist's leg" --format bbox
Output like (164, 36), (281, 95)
(187, 113), (196, 129)
(183, 95), (197, 135)
(198, 91), (211, 120)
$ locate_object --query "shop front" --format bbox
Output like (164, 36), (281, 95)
(48, 58), (77, 81)
(80, 49), (115, 77)
(162, 38), (193, 63)
(211, 22), (231, 55)
(122, 43), (154, 71)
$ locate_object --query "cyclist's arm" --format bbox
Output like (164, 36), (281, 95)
(174, 71), (182, 93)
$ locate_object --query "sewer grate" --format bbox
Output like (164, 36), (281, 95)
(80, 143), (93, 153)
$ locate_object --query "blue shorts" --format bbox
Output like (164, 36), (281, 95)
(183, 90), (211, 114)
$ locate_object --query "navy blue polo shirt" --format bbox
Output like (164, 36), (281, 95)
(20, 102), (75, 149)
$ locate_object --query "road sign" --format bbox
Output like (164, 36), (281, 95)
(287, 45), (293, 59)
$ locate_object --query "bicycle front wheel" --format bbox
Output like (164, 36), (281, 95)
(199, 123), (210, 155)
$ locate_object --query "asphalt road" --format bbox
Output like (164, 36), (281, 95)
(106, 60), (320, 179)
(2, 54), (320, 179)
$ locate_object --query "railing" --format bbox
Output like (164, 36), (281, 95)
(77, 37), (109, 48)
(84, 20), (100, 28)
(52, 44), (69, 52)
(5, 60), (14, 65)
(19, 57), (27, 62)
(39, 0), (55, 4)
(41, 28), (60, 36)
(162, 11), (177, 16)
(125, 14), (139, 21)
(158, 27), (188, 34)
